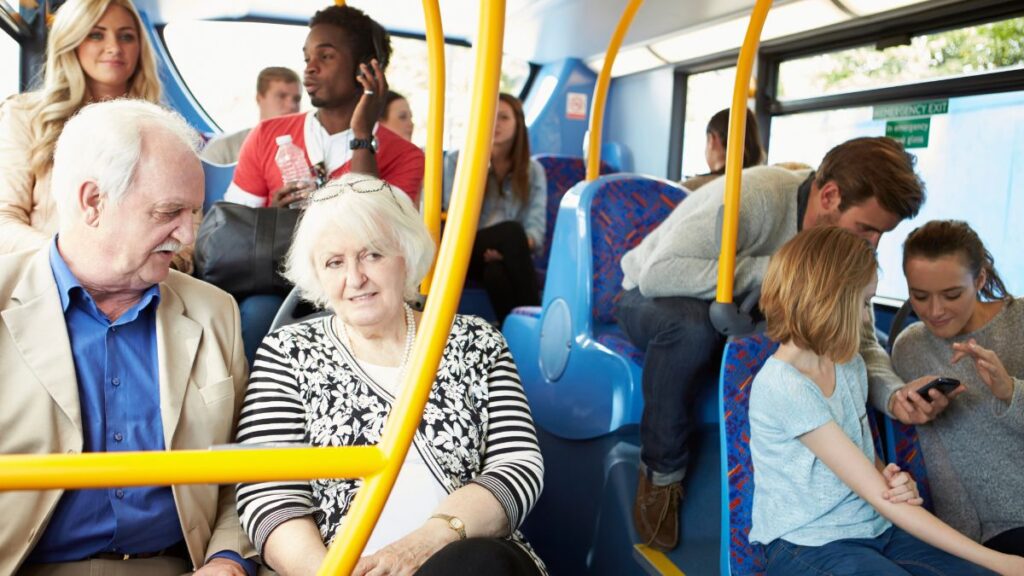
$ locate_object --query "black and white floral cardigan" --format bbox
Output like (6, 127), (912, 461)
(235, 314), (546, 572)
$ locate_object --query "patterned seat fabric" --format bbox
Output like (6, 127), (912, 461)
(887, 421), (934, 511)
(595, 324), (645, 365)
(721, 334), (778, 576)
(533, 156), (614, 274)
(590, 178), (685, 324)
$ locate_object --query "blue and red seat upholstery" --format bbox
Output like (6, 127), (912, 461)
(719, 333), (892, 576)
(503, 173), (685, 439)
(884, 419), (934, 511)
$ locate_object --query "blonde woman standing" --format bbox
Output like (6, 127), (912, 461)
(0, 0), (162, 256)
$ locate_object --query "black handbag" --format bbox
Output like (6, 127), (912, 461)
(194, 202), (300, 298)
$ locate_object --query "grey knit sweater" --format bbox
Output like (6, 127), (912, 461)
(892, 298), (1024, 542)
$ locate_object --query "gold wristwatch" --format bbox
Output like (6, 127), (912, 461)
(430, 513), (467, 540)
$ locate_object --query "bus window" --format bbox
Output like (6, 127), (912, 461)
(1, 29), (18, 100)
(680, 66), (737, 179)
(163, 21), (531, 148)
(768, 90), (1024, 301)
(778, 16), (1024, 101)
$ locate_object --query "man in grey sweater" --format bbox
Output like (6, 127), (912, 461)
(620, 137), (937, 550)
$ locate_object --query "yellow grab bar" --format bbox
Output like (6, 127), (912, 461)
(316, 1), (506, 573)
(714, 0), (772, 304)
(419, 0), (446, 295)
(586, 0), (644, 181)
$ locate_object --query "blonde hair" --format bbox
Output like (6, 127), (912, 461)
(284, 173), (436, 309)
(28, 0), (162, 176)
(760, 227), (877, 363)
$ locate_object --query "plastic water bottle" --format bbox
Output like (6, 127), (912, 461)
(274, 135), (314, 208)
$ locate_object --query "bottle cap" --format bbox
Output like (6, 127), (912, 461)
(275, 135), (293, 146)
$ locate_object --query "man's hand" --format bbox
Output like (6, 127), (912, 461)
(881, 463), (923, 506)
(351, 58), (388, 140)
(888, 374), (964, 425)
(194, 557), (247, 576)
(952, 338), (1014, 403)
(269, 182), (310, 208)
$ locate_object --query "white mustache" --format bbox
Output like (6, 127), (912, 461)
(153, 241), (183, 254)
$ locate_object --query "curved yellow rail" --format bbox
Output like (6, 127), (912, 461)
(316, 1), (506, 573)
(714, 0), (772, 304)
(585, 0), (643, 181)
(419, 0), (446, 295)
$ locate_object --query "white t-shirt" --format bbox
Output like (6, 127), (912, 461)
(357, 361), (448, 555)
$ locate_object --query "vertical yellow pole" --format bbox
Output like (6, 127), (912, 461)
(586, 0), (644, 181)
(315, 1), (506, 573)
(714, 0), (772, 304)
(420, 0), (445, 295)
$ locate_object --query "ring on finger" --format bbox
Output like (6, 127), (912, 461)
(365, 89), (375, 95)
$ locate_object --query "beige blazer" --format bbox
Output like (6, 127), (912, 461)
(0, 94), (55, 254)
(0, 247), (255, 574)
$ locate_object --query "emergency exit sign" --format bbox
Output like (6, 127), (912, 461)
(885, 118), (931, 148)
(873, 99), (948, 120)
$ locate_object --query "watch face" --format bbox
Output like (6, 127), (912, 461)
(450, 518), (464, 530)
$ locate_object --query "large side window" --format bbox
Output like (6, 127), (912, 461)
(1, 27), (19, 100)
(162, 21), (531, 148)
(769, 15), (1024, 300)
(680, 67), (737, 180)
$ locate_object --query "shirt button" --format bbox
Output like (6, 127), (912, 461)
(115, 489), (125, 499)
(111, 377), (121, 387)
(114, 433), (124, 442)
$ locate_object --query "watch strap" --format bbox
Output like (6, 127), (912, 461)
(430, 513), (467, 540)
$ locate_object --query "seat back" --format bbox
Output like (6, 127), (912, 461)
(884, 419), (934, 510)
(718, 334), (888, 575)
(532, 155), (615, 274)
(589, 176), (685, 323)
(202, 159), (236, 213)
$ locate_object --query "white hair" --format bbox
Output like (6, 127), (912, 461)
(284, 173), (436, 308)
(51, 99), (202, 224)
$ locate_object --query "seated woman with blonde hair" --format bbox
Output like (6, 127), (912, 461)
(235, 173), (547, 576)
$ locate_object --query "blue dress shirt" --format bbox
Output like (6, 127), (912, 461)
(28, 240), (254, 575)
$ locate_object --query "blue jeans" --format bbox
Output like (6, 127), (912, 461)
(614, 288), (724, 484)
(238, 294), (284, 365)
(765, 526), (998, 575)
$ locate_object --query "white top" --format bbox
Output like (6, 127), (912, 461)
(356, 360), (448, 555)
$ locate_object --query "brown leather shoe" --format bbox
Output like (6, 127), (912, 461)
(633, 471), (683, 551)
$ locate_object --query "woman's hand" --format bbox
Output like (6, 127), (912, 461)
(881, 463), (923, 506)
(352, 522), (457, 576)
(352, 59), (388, 140)
(952, 339), (1014, 403)
(889, 375), (963, 425)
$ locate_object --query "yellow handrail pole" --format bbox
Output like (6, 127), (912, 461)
(315, 1), (507, 573)
(585, 0), (643, 181)
(714, 0), (772, 304)
(419, 0), (445, 295)
(0, 447), (385, 490)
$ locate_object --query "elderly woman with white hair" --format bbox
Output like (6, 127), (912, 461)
(234, 173), (547, 576)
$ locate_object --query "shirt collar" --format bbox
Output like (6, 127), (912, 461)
(796, 171), (815, 232)
(48, 236), (161, 321)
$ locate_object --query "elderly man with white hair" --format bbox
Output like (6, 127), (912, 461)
(0, 99), (256, 576)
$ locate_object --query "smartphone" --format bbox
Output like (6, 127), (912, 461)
(915, 377), (961, 402)
(358, 26), (388, 82)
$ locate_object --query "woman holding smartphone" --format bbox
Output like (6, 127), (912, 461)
(892, 220), (1023, 556)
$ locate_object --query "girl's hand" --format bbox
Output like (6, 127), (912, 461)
(952, 339), (1014, 403)
(882, 463), (923, 506)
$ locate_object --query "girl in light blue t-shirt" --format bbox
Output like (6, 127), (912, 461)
(749, 226), (1022, 575)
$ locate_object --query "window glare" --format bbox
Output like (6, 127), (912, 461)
(768, 91), (1024, 300)
(1, 30), (19, 101)
(163, 20), (531, 148)
(682, 67), (737, 179)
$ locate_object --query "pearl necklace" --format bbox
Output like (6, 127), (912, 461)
(336, 303), (417, 375)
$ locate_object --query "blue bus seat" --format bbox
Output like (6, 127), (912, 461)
(600, 141), (633, 173)
(883, 418), (934, 511)
(201, 159), (236, 213)
(504, 173), (686, 439)
(532, 155), (615, 278)
(719, 333), (889, 576)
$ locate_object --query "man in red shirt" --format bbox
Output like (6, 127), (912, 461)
(225, 5), (423, 208)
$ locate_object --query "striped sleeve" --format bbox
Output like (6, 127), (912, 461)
(469, 344), (545, 532)
(235, 335), (318, 555)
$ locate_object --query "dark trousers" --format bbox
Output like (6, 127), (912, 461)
(415, 538), (542, 576)
(615, 288), (724, 484)
(765, 526), (997, 575)
(986, 526), (1024, 556)
(469, 221), (540, 322)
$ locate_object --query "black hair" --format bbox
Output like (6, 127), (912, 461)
(309, 5), (392, 72)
